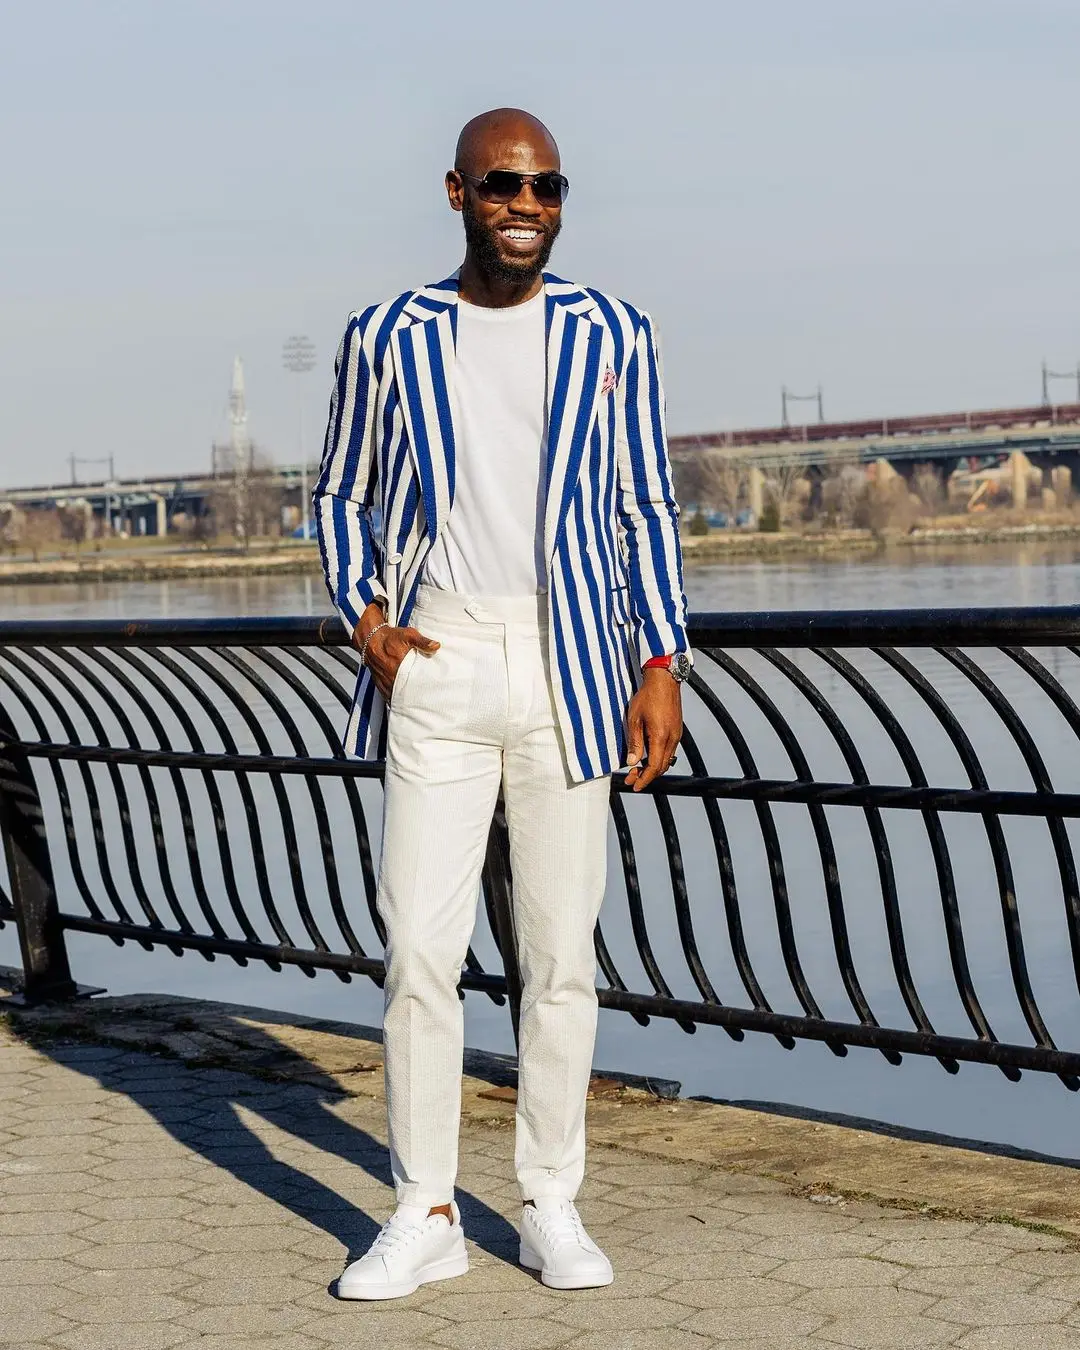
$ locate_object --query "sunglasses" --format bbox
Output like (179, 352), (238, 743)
(459, 169), (569, 208)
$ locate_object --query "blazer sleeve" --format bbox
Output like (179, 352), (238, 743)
(313, 313), (388, 639)
(615, 311), (691, 665)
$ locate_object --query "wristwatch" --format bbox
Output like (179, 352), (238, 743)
(643, 652), (692, 683)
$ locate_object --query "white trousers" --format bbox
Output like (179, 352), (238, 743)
(377, 585), (611, 1208)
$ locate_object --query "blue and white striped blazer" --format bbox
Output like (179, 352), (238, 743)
(314, 271), (689, 782)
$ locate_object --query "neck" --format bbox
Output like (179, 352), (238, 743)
(457, 254), (543, 308)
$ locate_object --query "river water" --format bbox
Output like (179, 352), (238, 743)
(3, 540), (1080, 1160)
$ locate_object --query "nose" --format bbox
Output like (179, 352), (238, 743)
(507, 182), (544, 215)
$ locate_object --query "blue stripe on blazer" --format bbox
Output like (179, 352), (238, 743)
(313, 272), (690, 783)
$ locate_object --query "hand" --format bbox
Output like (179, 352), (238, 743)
(353, 601), (440, 701)
(624, 667), (683, 792)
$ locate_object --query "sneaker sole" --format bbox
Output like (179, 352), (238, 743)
(337, 1249), (469, 1301)
(519, 1241), (614, 1290)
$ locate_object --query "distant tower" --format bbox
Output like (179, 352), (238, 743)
(228, 356), (251, 472)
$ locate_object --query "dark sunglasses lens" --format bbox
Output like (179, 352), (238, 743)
(533, 173), (568, 207)
(476, 171), (522, 202)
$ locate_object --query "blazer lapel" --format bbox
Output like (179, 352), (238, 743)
(543, 282), (605, 562)
(390, 299), (457, 546)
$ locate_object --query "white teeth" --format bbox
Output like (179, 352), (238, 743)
(502, 229), (538, 240)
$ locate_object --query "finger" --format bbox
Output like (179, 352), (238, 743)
(624, 714), (644, 769)
(400, 626), (440, 652)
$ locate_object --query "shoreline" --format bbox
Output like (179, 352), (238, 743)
(3, 520), (1080, 586)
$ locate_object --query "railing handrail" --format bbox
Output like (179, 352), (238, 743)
(1, 603), (1080, 648)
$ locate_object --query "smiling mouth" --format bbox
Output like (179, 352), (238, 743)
(497, 226), (543, 249)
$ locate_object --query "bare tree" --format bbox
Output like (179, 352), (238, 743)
(763, 462), (807, 528)
(57, 503), (91, 553)
(814, 462), (865, 528)
(205, 446), (286, 551)
(912, 464), (946, 518)
(17, 507), (62, 562)
(699, 451), (744, 519)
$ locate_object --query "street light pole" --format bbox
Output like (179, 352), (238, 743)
(282, 336), (317, 539)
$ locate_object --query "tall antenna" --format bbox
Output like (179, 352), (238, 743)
(781, 384), (824, 428)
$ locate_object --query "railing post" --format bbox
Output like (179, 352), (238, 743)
(0, 709), (77, 1003)
(483, 795), (522, 1050)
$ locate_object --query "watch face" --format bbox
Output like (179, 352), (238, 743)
(671, 652), (692, 683)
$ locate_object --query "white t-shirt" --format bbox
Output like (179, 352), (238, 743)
(421, 291), (547, 597)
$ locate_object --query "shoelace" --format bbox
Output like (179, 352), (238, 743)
(369, 1215), (428, 1257)
(531, 1202), (588, 1249)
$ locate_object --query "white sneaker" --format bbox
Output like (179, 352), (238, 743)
(337, 1202), (469, 1300)
(519, 1197), (614, 1290)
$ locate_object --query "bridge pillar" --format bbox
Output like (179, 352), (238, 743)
(1052, 465), (1073, 505)
(748, 466), (764, 521)
(1010, 451), (1036, 510)
(153, 494), (167, 537)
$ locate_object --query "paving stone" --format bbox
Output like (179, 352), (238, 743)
(771, 1256), (908, 1288)
(814, 1314), (959, 1347)
(1006, 1248), (1080, 1276)
(552, 1295), (693, 1330)
(425, 1290), (560, 1322)
(678, 1304), (830, 1340)
(872, 1237), (1007, 1267)
(0, 1309), (73, 1341)
(176, 1303), (316, 1336)
(662, 1275), (800, 1309)
(428, 1321), (574, 1349)
(59, 1266), (198, 1298)
(974, 1224), (1072, 1252)
(184, 1274), (316, 1306)
(303, 1308), (452, 1343)
(0, 1257), (83, 1285)
(796, 1286), (933, 1317)
(564, 1333), (714, 1350)
(899, 1263), (1041, 1296)
(54, 1324), (189, 1350)
(171, 1337), (324, 1350)
(956, 1329), (1080, 1349)
(932, 1289), (1073, 1324)
(70, 1240), (199, 1269)
(751, 1232), (888, 1260)
(643, 1249), (781, 1280)
(0, 1209), (96, 1236)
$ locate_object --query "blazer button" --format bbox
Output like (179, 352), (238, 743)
(388, 552), (403, 564)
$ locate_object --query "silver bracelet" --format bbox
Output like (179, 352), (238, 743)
(358, 621), (389, 668)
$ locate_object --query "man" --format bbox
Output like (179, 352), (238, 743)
(314, 107), (690, 1300)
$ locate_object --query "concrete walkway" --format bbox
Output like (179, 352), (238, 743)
(4, 1023), (1080, 1350)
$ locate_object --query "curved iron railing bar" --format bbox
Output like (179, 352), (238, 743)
(608, 789), (685, 1030)
(204, 646), (335, 964)
(245, 646), (368, 961)
(814, 647), (996, 1051)
(875, 646), (1055, 1061)
(0, 662), (114, 930)
(757, 647), (923, 1063)
(87, 646), (258, 953)
(708, 649), (876, 1036)
(1004, 646), (1080, 998)
(677, 722), (772, 1034)
(153, 646), (303, 956)
(649, 784), (722, 1009)
(14, 645), (186, 941)
(935, 647), (1080, 1044)
(0, 647), (147, 937)
(271, 641), (388, 951)
(690, 655), (825, 1023)
(64, 646), (228, 951)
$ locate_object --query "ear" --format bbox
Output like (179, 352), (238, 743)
(445, 170), (465, 214)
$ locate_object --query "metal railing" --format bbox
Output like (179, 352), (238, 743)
(4, 608), (1080, 1088)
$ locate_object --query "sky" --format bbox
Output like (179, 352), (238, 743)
(1, 0), (1078, 488)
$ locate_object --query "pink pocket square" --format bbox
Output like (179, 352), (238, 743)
(601, 367), (618, 395)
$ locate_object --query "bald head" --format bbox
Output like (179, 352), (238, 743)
(454, 108), (560, 177)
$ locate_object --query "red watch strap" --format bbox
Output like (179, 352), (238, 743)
(644, 655), (672, 670)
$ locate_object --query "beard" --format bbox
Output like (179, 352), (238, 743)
(462, 196), (561, 286)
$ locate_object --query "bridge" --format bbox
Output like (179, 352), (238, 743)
(670, 399), (1080, 476)
(5, 399), (1080, 537)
